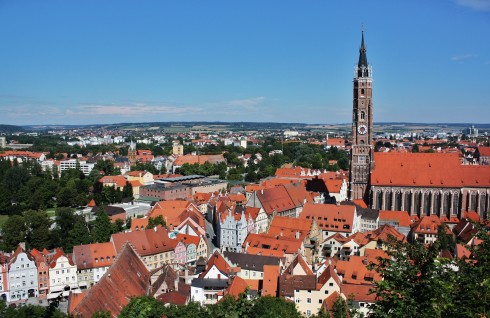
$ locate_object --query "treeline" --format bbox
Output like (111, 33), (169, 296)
(0, 159), (134, 215)
(1, 207), (122, 253)
(178, 140), (349, 182)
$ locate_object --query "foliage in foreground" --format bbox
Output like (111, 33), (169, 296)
(368, 224), (490, 318)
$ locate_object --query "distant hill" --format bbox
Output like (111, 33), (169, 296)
(0, 124), (24, 133)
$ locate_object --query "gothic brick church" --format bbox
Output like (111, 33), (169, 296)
(348, 32), (490, 219)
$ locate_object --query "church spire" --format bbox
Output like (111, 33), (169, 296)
(357, 29), (369, 77)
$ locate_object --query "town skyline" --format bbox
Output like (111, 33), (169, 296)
(1, 1), (490, 125)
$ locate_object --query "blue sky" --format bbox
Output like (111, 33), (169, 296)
(0, 0), (489, 125)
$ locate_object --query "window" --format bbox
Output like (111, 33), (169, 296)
(307, 298), (311, 303)
(319, 299), (323, 304)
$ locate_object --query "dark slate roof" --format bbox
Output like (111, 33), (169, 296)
(223, 251), (281, 271)
(358, 208), (379, 221)
(358, 31), (368, 68)
(91, 205), (126, 216)
(191, 278), (229, 289)
(115, 157), (129, 163)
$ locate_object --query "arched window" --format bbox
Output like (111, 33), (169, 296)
(433, 192), (440, 215)
(442, 192), (450, 215)
(394, 192), (402, 211)
(376, 191), (383, 210)
(360, 111), (365, 120)
(385, 191), (392, 210)
(414, 192), (421, 215)
(361, 88), (365, 95)
(404, 192), (412, 213)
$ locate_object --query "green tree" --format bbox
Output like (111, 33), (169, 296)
(250, 296), (302, 318)
(146, 215), (166, 229)
(24, 210), (52, 250)
(91, 209), (113, 243)
(68, 215), (92, 250)
(1, 214), (26, 251)
(119, 296), (165, 318)
(368, 235), (456, 318)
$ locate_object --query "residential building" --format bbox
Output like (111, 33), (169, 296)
(47, 249), (78, 298)
(8, 244), (38, 301)
(300, 203), (361, 239)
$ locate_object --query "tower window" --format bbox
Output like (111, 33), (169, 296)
(360, 111), (365, 120)
(361, 88), (365, 95)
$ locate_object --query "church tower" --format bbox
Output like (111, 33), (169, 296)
(349, 30), (374, 201)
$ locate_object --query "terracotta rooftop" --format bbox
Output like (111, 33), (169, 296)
(379, 210), (412, 227)
(243, 233), (303, 255)
(71, 243), (150, 318)
(267, 216), (314, 241)
(262, 265), (280, 297)
(300, 203), (356, 233)
(372, 152), (490, 187)
(111, 226), (177, 257)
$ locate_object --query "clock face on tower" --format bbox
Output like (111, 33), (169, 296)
(358, 124), (368, 135)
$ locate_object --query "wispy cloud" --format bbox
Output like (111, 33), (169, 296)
(451, 54), (477, 61)
(454, 0), (490, 11)
(66, 103), (202, 117)
(227, 96), (265, 110)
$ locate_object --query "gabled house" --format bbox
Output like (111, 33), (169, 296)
(0, 252), (9, 301)
(8, 244), (38, 301)
(217, 205), (255, 253)
(47, 249), (78, 299)
(243, 233), (305, 265)
(300, 203), (361, 239)
(223, 251), (282, 281)
(30, 248), (50, 299)
(267, 215), (321, 263)
(191, 251), (231, 305)
(69, 243), (150, 318)
(174, 234), (200, 265)
(111, 226), (178, 270)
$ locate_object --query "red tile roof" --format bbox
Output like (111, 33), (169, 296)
(224, 276), (249, 299)
(174, 154), (225, 166)
(99, 175), (127, 188)
(71, 243), (150, 318)
(341, 283), (377, 302)
(372, 152), (490, 187)
(243, 233), (303, 256)
(379, 210), (411, 227)
(262, 265), (280, 297)
(111, 226), (177, 257)
(255, 186), (296, 215)
(411, 215), (446, 235)
(300, 203), (356, 234)
(267, 216), (314, 241)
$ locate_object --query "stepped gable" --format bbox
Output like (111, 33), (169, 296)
(372, 152), (490, 187)
(71, 243), (150, 318)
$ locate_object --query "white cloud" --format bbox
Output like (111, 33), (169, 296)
(66, 103), (202, 116)
(227, 96), (265, 109)
(454, 0), (490, 11)
(450, 54), (477, 61)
